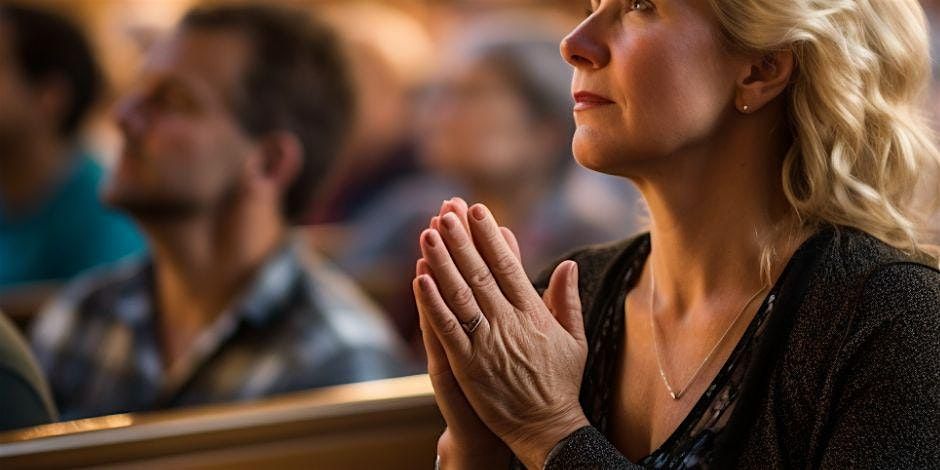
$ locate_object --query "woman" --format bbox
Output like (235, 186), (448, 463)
(413, 0), (940, 468)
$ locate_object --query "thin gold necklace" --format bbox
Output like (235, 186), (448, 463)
(648, 264), (767, 400)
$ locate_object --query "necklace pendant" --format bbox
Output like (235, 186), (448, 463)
(669, 391), (679, 400)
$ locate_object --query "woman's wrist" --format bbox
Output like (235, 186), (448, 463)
(505, 406), (591, 469)
(437, 448), (513, 470)
(437, 427), (513, 470)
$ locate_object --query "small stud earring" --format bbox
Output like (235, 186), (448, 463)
(742, 104), (750, 112)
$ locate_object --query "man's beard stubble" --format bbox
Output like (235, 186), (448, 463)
(105, 144), (245, 224)
(104, 170), (245, 225)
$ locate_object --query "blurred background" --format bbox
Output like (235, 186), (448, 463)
(0, 0), (649, 354)
(0, 0), (936, 410)
(0, 0), (936, 466)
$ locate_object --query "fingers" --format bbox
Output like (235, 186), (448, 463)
(415, 277), (488, 437)
(544, 261), (586, 345)
(417, 258), (431, 277)
(501, 226), (521, 261)
(466, 204), (536, 310)
(436, 201), (522, 261)
(434, 198), (519, 260)
(429, 214), (512, 317)
(417, 283), (459, 410)
(435, 199), (519, 262)
(435, 197), (471, 233)
(446, 197), (472, 232)
(414, 274), (474, 358)
(420, 229), (492, 330)
(416, 260), (450, 375)
(419, 289), (450, 377)
(424, 198), (523, 324)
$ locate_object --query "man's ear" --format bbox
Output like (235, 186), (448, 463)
(257, 131), (303, 189)
(35, 77), (71, 131)
(735, 49), (794, 113)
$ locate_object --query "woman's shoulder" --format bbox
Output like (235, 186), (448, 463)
(736, 229), (940, 470)
(809, 226), (940, 305)
(799, 230), (939, 453)
(853, 260), (940, 328)
(791, 226), (939, 365)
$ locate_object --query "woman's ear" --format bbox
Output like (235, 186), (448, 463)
(257, 131), (303, 189)
(735, 49), (794, 113)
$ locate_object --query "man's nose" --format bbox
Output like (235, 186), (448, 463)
(113, 93), (147, 138)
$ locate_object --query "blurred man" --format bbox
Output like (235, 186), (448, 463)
(0, 4), (144, 316)
(31, 4), (411, 420)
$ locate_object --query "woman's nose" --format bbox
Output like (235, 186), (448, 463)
(560, 19), (610, 70)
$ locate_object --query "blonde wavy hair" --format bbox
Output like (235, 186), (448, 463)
(710, 0), (940, 264)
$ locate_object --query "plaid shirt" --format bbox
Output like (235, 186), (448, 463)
(30, 234), (414, 420)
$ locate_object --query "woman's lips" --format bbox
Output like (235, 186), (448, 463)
(573, 91), (615, 111)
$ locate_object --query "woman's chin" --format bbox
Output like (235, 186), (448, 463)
(572, 132), (657, 179)
(573, 128), (623, 174)
(572, 146), (625, 176)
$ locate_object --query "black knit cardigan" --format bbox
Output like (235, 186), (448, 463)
(529, 227), (940, 469)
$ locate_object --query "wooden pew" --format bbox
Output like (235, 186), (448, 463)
(0, 374), (443, 469)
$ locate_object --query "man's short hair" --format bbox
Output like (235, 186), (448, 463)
(181, 4), (355, 223)
(0, 2), (102, 138)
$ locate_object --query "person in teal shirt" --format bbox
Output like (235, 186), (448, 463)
(0, 5), (144, 314)
(0, 152), (144, 288)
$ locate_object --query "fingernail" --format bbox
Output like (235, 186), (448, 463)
(442, 213), (459, 232)
(418, 274), (433, 293)
(470, 204), (486, 221)
(423, 229), (438, 247)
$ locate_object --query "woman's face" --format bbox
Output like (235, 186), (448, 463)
(562, 0), (742, 176)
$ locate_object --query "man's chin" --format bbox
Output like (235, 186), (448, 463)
(105, 194), (202, 221)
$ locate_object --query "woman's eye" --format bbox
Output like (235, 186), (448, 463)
(586, 0), (651, 18)
(629, 0), (653, 11)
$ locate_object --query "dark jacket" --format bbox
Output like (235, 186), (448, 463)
(534, 227), (940, 469)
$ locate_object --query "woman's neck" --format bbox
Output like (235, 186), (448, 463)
(630, 108), (802, 316)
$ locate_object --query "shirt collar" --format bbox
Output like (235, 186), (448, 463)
(229, 238), (306, 328)
(110, 258), (157, 328)
(111, 239), (305, 330)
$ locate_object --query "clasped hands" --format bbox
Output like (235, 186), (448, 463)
(414, 197), (590, 469)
